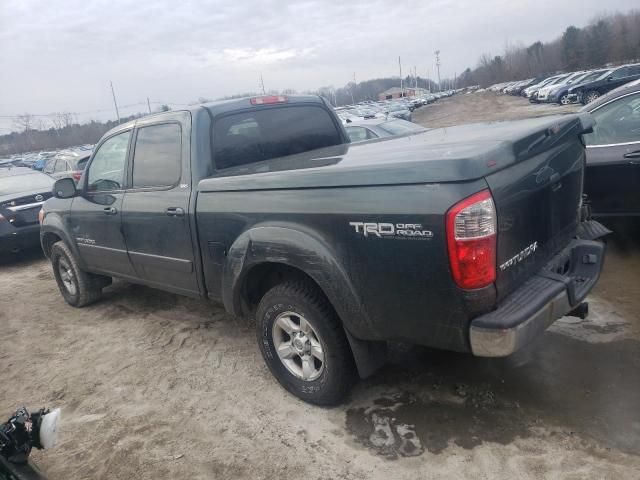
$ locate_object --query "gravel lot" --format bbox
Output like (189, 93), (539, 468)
(1, 93), (639, 479)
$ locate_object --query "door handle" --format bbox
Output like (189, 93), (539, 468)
(165, 207), (185, 217)
(103, 207), (117, 215)
(623, 150), (640, 159)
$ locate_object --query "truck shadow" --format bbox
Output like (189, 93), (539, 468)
(346, 334), (640, 459)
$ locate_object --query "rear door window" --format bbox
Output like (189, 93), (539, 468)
(131, 123), (182, 188)
(54, 159), (68, 173)
(213, 105), (342, 169)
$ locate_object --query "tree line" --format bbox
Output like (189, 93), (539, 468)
(458, 10), (640, 87)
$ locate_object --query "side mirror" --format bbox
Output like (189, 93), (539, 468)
(607, 76), (613, 81)
(53, 178), (77, 199)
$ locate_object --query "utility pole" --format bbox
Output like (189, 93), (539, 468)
(351, 72), (356, 105)
(147, 97), (152, 114)
(259, 74), (266, 95)
(399, 56), (403, 97)
(414, 66), (418, 91)
(434, 50), (442, 93)
(110, 81), (120, 123)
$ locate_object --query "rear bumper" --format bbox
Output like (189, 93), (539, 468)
(0, 224), (41, 253)
(469, 235), (606, 357)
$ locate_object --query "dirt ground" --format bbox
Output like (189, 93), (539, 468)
(1, 93), (639, 480)
(412, 90), (581, 128)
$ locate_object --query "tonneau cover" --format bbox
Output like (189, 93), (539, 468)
(198, 113), (593, 191)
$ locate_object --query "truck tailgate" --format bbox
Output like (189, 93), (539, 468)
(484, 116), (589, 301)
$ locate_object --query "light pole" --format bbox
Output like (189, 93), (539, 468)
(434, 50), (442, 93)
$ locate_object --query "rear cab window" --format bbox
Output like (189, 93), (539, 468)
(212, 105), (342, 169)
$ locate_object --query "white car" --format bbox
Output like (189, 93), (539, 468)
(536, 71), (586, 102)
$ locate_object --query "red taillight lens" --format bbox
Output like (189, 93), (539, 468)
(250, 95), (288, 105)
(446, 189), (497, 290)
(72, 171), (82, 181)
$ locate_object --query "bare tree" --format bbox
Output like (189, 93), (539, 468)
(13, 113), (34, 133)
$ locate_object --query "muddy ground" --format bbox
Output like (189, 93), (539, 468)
(1, 93), (639, 479)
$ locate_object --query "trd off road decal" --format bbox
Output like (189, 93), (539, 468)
(349, 222), (433, 239)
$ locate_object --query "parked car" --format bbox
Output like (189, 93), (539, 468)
(548, 69), (609, 105)
(569, 63), (640, 104)
(536, 71), (587, 103)
(529, 74), (571, 102)
(345, 118), (427, 142)
(0, 166), (54, 254)
(40, 95), (606, 406)
(32, 152), (57, 171)
(383, 102), (412, 121)
(581, 78), (640, 216)
(43, 151), (91, 183)
(523, 74), (564, 99)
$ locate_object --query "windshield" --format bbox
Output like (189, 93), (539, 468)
(0, 171), (54, 196)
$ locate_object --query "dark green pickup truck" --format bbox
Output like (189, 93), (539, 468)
(40, 95), (608, 404)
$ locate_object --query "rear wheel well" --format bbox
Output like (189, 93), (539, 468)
(241, 263), (328, 316)
(41, 232), (62, 258)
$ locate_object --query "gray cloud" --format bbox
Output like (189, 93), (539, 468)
(0, 0), (635, 130)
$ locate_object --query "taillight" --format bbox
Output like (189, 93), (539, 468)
(38, 208), (45, 224)
(446, 189), (497, 290)
(72, 171), (82, 181)
(250, 95), (288, 105)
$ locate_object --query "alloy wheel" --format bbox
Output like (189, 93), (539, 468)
(272, 311), (325, 381)
(58, 259), (77, 295)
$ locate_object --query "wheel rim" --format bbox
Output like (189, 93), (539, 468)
(560, 95), (570, 105)
(272, 311), (325, 381)
(587, 92), (599, 103)
(58, 259), (77, 295)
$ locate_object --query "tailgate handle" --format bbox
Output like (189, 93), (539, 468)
(550, 172), (562, 191)
(623, 150), (640, 159)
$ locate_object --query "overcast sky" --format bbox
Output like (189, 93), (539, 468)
(0, 0), (635, 131)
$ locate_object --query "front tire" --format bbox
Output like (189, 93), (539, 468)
(50, 241), (110, 307)
(584, 90), (600, 104)
(256, 281), (356, 406)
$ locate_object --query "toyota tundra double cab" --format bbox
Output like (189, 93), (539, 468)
(40, 95), (608, 405)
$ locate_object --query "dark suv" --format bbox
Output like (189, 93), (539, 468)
(569, 64), (640, 104)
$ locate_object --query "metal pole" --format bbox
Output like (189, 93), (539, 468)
(399, 56), (403, 97)
(351, 72), (356, 105)
(147, 97), (152, 114)
(110, 81), (120, 123)
(260, 74), (266, 95)
(434, 50), (442, 92)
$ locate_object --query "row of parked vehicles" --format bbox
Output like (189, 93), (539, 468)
(485, 63), (640, 105)
(334, 90), (459, 143)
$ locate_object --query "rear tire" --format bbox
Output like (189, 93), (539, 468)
(256, 281), (356, 406)
(559, 94), (571, 105)
(50, 241), (110, 307)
